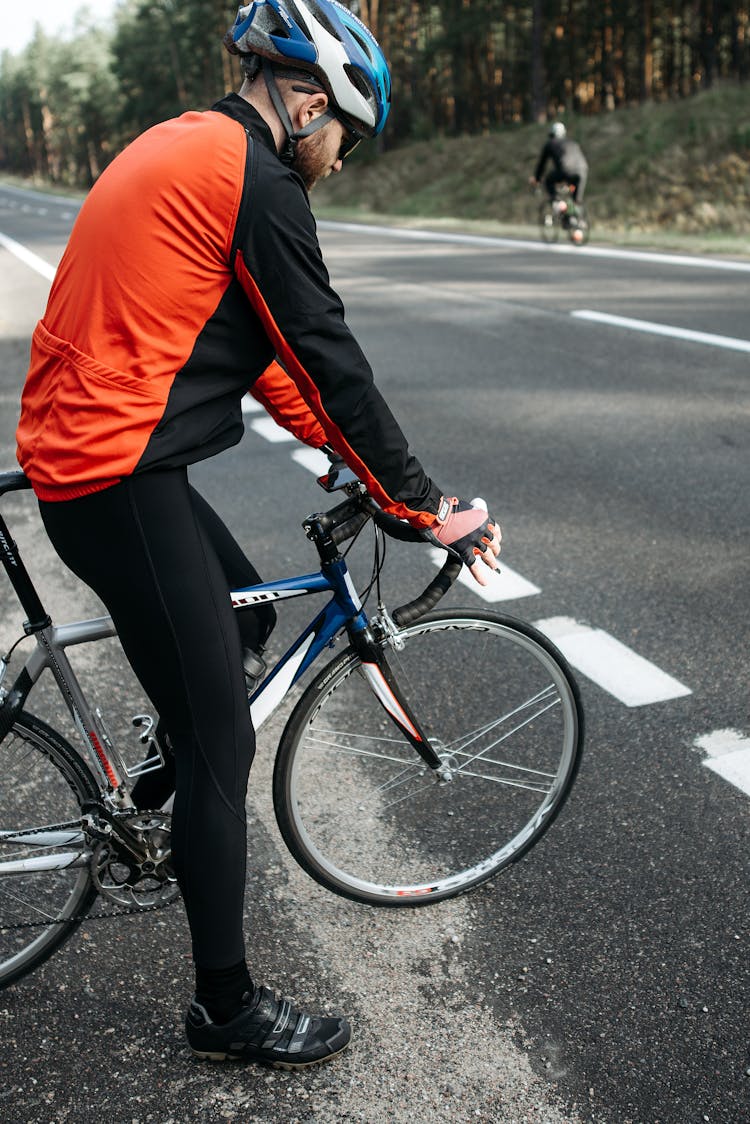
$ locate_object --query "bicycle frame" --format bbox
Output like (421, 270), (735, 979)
(0, 478), (442, 837)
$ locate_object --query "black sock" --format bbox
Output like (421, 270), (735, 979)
(195, 959), (253, 1024)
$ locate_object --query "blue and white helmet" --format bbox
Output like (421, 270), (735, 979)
(224, 0), (391, 138)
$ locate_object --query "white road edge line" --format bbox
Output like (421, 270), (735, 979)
(317, 219), (750, 274)
(694, 729), (750, 798)
(534, 616), (691, 707)
(571, 309), (750, 353)
(0, 184), (83, 208)
(0, 231), (56, 282)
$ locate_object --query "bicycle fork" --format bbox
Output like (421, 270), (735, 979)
(349, 623), (449, 778)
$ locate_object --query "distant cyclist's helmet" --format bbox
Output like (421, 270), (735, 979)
(224, 0), (391, 137)
(549, 122), (567, 139)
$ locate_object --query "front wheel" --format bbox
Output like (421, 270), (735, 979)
(0, 712), (99, 987)
(273, 610), (584, 906)
(539, 202), (559, 243)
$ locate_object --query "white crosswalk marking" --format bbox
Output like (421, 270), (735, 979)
(428, 547), (540, 601)
(694, 730), (750, 797)
(241, 394), (263, 414)
(249, 416), (295, 442)
(291, 446), (330, 475)
(534, 616), (692, 706)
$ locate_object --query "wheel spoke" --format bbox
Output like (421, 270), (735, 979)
(277, 612), (582, 905)
(0, 716), (97, 984)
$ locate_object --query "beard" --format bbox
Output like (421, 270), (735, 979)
(291, 130), (331, 192)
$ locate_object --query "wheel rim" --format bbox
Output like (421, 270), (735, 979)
(283, 615), (581, 902)
(0, 721), (94, 979)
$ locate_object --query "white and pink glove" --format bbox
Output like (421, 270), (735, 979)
(429, 496), (502, 587)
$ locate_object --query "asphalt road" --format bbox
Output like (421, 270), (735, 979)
(0, 182), (748, 1124)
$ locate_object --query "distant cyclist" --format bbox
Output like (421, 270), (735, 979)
(530, 121), (588, 204)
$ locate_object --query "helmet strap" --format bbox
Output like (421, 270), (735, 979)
(262, 59), (335, 165)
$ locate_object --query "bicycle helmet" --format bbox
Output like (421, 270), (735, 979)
(224, 0), (391, 139)
(549, 122), (567, 139)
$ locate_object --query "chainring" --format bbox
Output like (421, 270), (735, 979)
(91, 810), (179, 909)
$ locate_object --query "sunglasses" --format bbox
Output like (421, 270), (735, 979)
(337, 125), (362, 162)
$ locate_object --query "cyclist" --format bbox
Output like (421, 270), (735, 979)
(530, 121), (589, 204)
(15, 0), (500, 1070)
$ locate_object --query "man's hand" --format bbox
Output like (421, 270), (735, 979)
(429, 496), (501, 587)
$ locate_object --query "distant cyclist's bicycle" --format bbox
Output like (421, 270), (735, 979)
(539, 184), (590, 245)
(0, 466), (583, 987)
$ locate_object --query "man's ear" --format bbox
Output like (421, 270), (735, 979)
(296, 91), (329, 129)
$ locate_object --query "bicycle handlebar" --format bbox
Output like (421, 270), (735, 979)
(366, 500), (462, 625)
(309, 489), (462, 627)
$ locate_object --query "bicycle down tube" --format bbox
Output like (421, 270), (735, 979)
(234, 556), (444, 769)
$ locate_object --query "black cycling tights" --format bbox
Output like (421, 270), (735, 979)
(40, 468), (275, 972)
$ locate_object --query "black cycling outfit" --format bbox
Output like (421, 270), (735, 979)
(19, 94), (442, 975)
(534, 137), (589, 202)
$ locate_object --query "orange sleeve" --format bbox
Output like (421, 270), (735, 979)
(250, 360), (329, 449)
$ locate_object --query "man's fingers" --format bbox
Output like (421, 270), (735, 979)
(468, 559), (490, 587)
(481, 521), (502, 557)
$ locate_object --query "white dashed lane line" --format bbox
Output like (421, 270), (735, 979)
(535, 616), (691, 707)
(571, 309), (750, 354)
(694, 730), (750, 797)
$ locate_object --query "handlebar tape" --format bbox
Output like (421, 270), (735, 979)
(392, 556), (462, 627)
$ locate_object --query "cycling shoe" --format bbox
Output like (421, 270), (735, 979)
(185, 985), (351, 1069)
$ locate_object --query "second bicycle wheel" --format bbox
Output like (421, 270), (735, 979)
(273, 610), (583, 906)
(0, 712), (99, 987)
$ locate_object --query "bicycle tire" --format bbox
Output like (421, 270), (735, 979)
(0, 712), (99, 987)
(575, 206), (591, 245)
(539, 203), (559, 243)
(273, 610), (583, 907)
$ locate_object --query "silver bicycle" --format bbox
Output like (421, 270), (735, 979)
(0, 466), (584, 988)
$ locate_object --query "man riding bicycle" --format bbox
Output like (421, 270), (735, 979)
(530, 121), (589, 204)
(15, 0), (500, 1070)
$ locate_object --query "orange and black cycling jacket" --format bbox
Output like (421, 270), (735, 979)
(17, 94), (441, 526)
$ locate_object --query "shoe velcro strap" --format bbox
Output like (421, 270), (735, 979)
(260, 998), (297, 1049)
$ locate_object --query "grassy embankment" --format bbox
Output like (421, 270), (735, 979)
(313, 82), (750, 256)
(3, 83), (748, 255)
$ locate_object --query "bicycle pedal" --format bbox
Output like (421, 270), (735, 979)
(81, 810), (112, 841)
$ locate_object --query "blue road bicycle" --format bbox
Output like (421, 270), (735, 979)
(0, 466), (583, 987)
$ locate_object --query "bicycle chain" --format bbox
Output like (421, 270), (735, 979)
(0, 817), (180, 932)
(1, 894), (178, 932)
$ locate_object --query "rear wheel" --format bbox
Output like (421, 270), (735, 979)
(566, 202), (590, 245)
(273, 610), (584, 906)
(0, 713), (98, 987)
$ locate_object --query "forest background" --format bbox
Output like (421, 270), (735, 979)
(1, 1), (749, 249)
